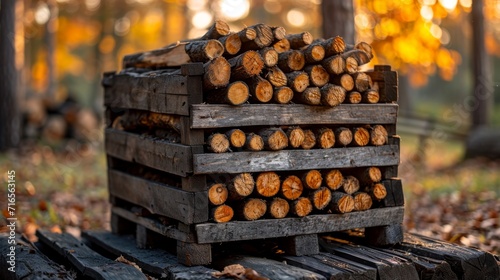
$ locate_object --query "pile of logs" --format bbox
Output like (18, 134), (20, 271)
(207, 167), (388, 223)
(122, 20), (378, 106)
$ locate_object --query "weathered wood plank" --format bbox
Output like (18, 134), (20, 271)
(191, 104), (398, 128)
(283, 234), (319, 256)
(366, 66), (398, 103)
(109, 170), (208, 224)
(193, 145), (399, 174)
(195, 207), (404, 243)
(105, 88), (189, 115)
(82, 231), (221, 279)
(213, 256), (326, 280)
(365, 223), (404, 245)
(36, 230), (147, 280)
(177, 241), (212, 266)
(105, 129), (192, 176)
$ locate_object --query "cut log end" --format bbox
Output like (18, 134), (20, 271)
(353, 72), (372, 92)
(305, 65), (329, 88)
(287, 71), (310, 93)
(212, 205), (234, 223)
(264, 66), (287, 87)
(370, 125), (388, 146)
(260, 128), (288, 151)
(352, 127), (370, 147)
(273, 38), (291, 53)
(256, 172), (281, 197)
(369, 183), (387, 201)
(229, 51), (265, 80)
(185, 39), (225, 62)
(363, 89), (380, 104)
(249, 76), (273, 103)
(303, 44), (326, 63)
(302, 170), (323, 190)
(281, 175), (304, 201)
(259, 47), (279, 67)
(310, 187), (332, 210)
(208, 183), (228, 206)
(271, 26), (287, 41)
(279, 50), (306, 72)
(273, 86), (294, 104)
(286, 32), (313, 49)
(335, 127), (353, 147)
(229, 173), (255, 200)
(358, 167), (382, 185)
(219, 33), (242, 55)
(206, 81), (249, 105)
(268, 197), (290, 219)
(203, 57), (231, 89)
(316, 128), (335, 149)
(245, 133), (264, 151)
(321, 84), (346, 107)
(241, 198), (267, 221)
(301, 129), (317, 149)
(353, 192), (373, 211)
(346, 91), (362, 104)
(291, 197), (313, 217)
(342, 176), (360, 195)
(322, 55), (345, 75)
(330, 192), (355, 214)
(325, 169), (343, 191)
(207, 133), (230, 153)
(202, 20), (230, 40)
(226, 129), (246, 148)
(295, 87), (321, 105)
(286, 126), (305, 148)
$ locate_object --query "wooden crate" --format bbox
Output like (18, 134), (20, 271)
(103, 64), (404, 265)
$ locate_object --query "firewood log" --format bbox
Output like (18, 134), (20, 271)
(273, 38), (291, 53)
(340, 175), (360, 195)
(365, 183), (387, 201)
(324, 169), (343, 191)
(120, 110), (181, 132)
(346, 42), (374, 60)
(354, 167), (382, 185)
(278, 50), (305, 72)
(301, 129), (317, 149)
(320, 84), (346, 107)
(281, 175), (304, 200)
(331, 73), (354, 91)
(352, 72), (372, 92)
(304, 65), (329, 87)
(205, 81), (249, 105)
(263, 66), (287, 87)
(286, 71), (309, 93)
(370, 125), (388, 146)
(245, 133), (264, 151)
(240, 24), (274, 51)
(342, 55), (358, 74)
(237, 27), (257, 43)
(309, 187), (332, 210)
(203, 56), (231, 90)
(342, 49), (371, 67)
(255, 172), (281, 197)
(301, 170), (323, 190)
(294, 87), (321, 105)
(211, 204), (234, 223)
(316, 127), (335, 149)
(353, 192), (373, 211)
(334, 127), (353, 147)
(200, 19), (230, 40)
(273, 86), (294, 104)
(259, 127), (288, 151)
(228, 173), (255, 200)
(291, 197), (313, 217)
(258, 47), (279, 67)
(286, 126), (305, 148)
(321, 36), (346, 57)
(302, 44), (325, 64)
(286, 32), (313, 49)
(351, 127), (370, 147)
(247, 76), (273, 103)
(228, 51), (264, 80)
(238, 198), (267, 221)
(271, 26), (287, 41)
(111, 116), (124, 130)
(218, 33), (242, 56)
(329, 192), (354, 214)
(225, 129), (246, 148)
(322, 55), (345, 75)
(362, 89), (380, 104)
(208, 183), (228, 206)
(207, 133), (230, 153)
(267, 197), (290, 219)
(345, 91), (362, 104)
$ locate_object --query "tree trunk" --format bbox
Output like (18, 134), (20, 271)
(321, 0), (355, 44)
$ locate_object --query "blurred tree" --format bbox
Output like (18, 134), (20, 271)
(322, 0), (355, 44)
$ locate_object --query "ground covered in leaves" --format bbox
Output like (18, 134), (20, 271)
(0, 137), (499, 257)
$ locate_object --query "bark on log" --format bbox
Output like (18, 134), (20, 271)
(208, 183), (228, 206)
(354, 167), (382, 185)
(316, 127), (335, 149)
(362, 89), (380, 104)
(120, 110), (181, 132)
(240, 24), (274, 51)
(341, 175), (360, 195)
(286, 71), (309, 93)
(237, 27), (257, 43)
(273, 86), (294, 104)
(200, 19), (230, 40)
(211, 204), (234, 223)
(322, 55), (345, 75)
(205, 81), (249, 105)
(281, 175), (304, 200)
(301, 170), (323, 190)
(329, 192), (355, 214)
(350, 42), (374, 60)
(343, 56), (358, 74)
(228, 173), (255, 200)
(255, 172), (281, 197)
(267, 197), (290, 219)
(228, 51), (264, 80)
(286, 126), (305, 148)
(353, 192), (373, 211)
(324, 169), (344, 191)
(352, 72), (372, 92)
(320, 84), (346, 107)
(203, 56), (231, 90)
(302, 44), (325, 64)
(304, 65), (329, 87)
(247, 76), (273, 103)
(259, 127), (288, 151)
(370, 125), (388, 146)
(207, 133), (230, 153)
(278, 50), (305, 72)
(334, 127), (353, 147)
(225, 128), (246, 148)
(271, 26), (287, 41)
(342, 49), (371, 66)
(322, 36), (346, 56)
(218, 33), (242, 56)
(331, 73), (354, 91)
(273, 38), (291, 53)
(310, 187), (332, 210)
(258, 47), (279, 67)
(245, 133), (264, 151)
(366, 183), (387, 201)
(345, 91), (362, 104)
(263, 66), (287, 87)
(238, 198), (267, 221)
(286, 32), (313, 49)
(294, 87), (321, 105)
(185, 40), (225, 62)
(351, 127), (370, 147)
(301, 129), (317, 149)
(291, 197), (313, 217)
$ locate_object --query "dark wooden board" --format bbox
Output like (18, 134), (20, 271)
(108, 170), (208, 224)
(105, 129), (192, 177)
(195, 206), (404, 243)
(105, 88), (189, 115)
(190, 104), (398, 129)
(193, 144), (400, 174)
(83, 231), (221, 279)
(213, 255), (326, 280)
(366, 66), (398, 103)
(36, 229), (147, 280)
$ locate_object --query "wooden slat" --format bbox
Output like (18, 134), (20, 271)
(105, 129), (192, 176)
(103, 71), (191, 95)
(36, 230), (147, 280)
(109, 170), (208, 224)
(193, 145), (399, 174)
(82, 231), (221, 280)
(105, 88), (189, 115)
(195, 206), (404, 243)
(190, 104), (398, 129)
(366, 66), (398, 103)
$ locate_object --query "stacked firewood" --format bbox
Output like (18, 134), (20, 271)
(208, 167), (388, 223)
(122, 20), (378, 106)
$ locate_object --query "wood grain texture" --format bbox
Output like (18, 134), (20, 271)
(193, 145), (399, 174)
(366, 66), (398, 103)
(108, 170), (208, 224)
(190, 104), (398, 129)
(194, 206), (404, 243)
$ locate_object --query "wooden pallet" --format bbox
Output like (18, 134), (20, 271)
(1, 230), (498, 280)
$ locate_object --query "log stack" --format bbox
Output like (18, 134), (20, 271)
(103, 20), (402, 266)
